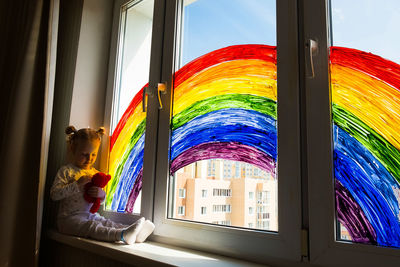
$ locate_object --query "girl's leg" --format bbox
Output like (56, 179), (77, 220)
(58, 215), (123, 242)
(89, 213), (128, 229)
(85, 220), (124, 242)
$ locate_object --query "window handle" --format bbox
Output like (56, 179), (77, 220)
(157, 82), (167, 109)
(305, 39), (318, 78)
(142, 83), (167, 112)
(142, 85), (154, 112)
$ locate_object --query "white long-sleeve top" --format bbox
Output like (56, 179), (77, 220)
(50, 164), (99, 218)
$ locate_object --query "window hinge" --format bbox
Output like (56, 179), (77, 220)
(301, 228), (309, 261)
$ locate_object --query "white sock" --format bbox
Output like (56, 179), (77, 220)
(135, 220), (155, 243)
(122, 217), (145, 244)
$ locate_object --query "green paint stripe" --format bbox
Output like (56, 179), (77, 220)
(172, 94), (277, 130)
(332, 103), (400, 183)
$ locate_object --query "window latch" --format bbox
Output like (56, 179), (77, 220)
(142, 85), (154, 112)
(142, 82), (167, 112)
(305, 39), (318, 78)
(157, 82), (167, 109)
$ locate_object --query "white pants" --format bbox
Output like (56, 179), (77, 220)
(57, 213), (128, 242)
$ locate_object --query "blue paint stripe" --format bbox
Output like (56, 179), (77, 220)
(171, 108), (277, 160)
(111, 133), (145, 212)
(334, 124), (400, 247)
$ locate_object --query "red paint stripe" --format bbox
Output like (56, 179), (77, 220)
(174, 44), (276, 87)
(330, 46), (400, 90)
(110, 85), (146, 150)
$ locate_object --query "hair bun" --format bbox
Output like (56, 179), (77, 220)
(65, 125), (77, 135)
(97, 127), (106, 136)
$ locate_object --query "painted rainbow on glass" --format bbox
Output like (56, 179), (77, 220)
(107, 44), (400, 249)
(331, 47), (400, 247)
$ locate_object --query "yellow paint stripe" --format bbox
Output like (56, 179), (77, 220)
(173, 59), (277, 115)
(331, 63), (400, 150)
(109, 104), (145, 175)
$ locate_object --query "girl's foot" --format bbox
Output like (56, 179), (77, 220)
(122, 217), (145, 244)
(136, 220), (155, 243)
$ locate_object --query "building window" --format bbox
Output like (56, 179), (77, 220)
(257, 212), (270, 220)
(178, 206), (185, 216)
(201, 206), (207, 215)
(257, 191), (269, 204)
(201, 189), (207, 198)
(213, 204), (231, 213)
(213, 188), (232, 197)
(249, 207), (253, 215)
(178, 188), (186, 198)
(249, 191), (254, 200)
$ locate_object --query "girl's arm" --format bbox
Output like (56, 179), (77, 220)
(50, 167), (88, 201)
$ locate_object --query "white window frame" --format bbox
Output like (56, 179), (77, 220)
(304, 0), (400, 266)
(100, 0), (162, 224)
(151, 0), (302, 264)
(102, 0), (400, 266)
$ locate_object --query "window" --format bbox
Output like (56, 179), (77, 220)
(257, 191), (269, 204)
(178, 206), (185, 216)
(235, 162), (240, 178)
(304, 0), (400, 266)
(201, 206), (207, 215)
(249, 207), (253, 215)
(213, 188), (231, 197)
(105, 0), (155, 214)
(249, 192), (254, 200)
(108, 0), (302, 263)
(257, 212), (270, 220)
(105, 0), (400, 265)
(213, 204), (231, 213)
(178, 188), (186, 198)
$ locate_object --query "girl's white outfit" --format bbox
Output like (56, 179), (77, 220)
(51, 164), (127, 242)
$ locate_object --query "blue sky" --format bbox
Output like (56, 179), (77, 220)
(331, 0), (400, 63)
(180, 0), (400, 65)
(181, 0), (276, 65)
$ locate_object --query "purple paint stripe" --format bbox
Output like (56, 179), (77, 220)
(125, 169), (143, 213)
(335, 180), (377, 244)
(170, 142), (276, 175)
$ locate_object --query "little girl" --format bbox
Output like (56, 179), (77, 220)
(50, 126), (155, 244)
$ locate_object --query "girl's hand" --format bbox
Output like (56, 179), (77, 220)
(87, 186), (106, 199)
(77, 175), (91, 186)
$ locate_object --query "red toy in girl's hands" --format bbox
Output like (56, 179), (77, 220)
(83, 172), (111, 213)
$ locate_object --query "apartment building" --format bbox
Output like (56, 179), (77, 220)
(173, 159), (278, 231)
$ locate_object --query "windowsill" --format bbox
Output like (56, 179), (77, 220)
(48, 230), (267, 267)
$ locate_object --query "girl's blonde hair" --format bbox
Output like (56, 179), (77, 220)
(65, 125), (105, 151)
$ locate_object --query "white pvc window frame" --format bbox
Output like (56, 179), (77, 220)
(304, 1), (400, 266)
(151, 0), (302, 264)
(101, 0), (164, 223)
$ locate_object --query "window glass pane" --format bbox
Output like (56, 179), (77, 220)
(330, 0), (400, 248)
(169, 0), (278, 232)
(106, 0), (154, 213)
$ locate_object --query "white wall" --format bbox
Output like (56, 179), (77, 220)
(69, 0), (113, 129)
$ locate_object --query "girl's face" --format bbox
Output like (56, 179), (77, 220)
(72, 139), (100, 170)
